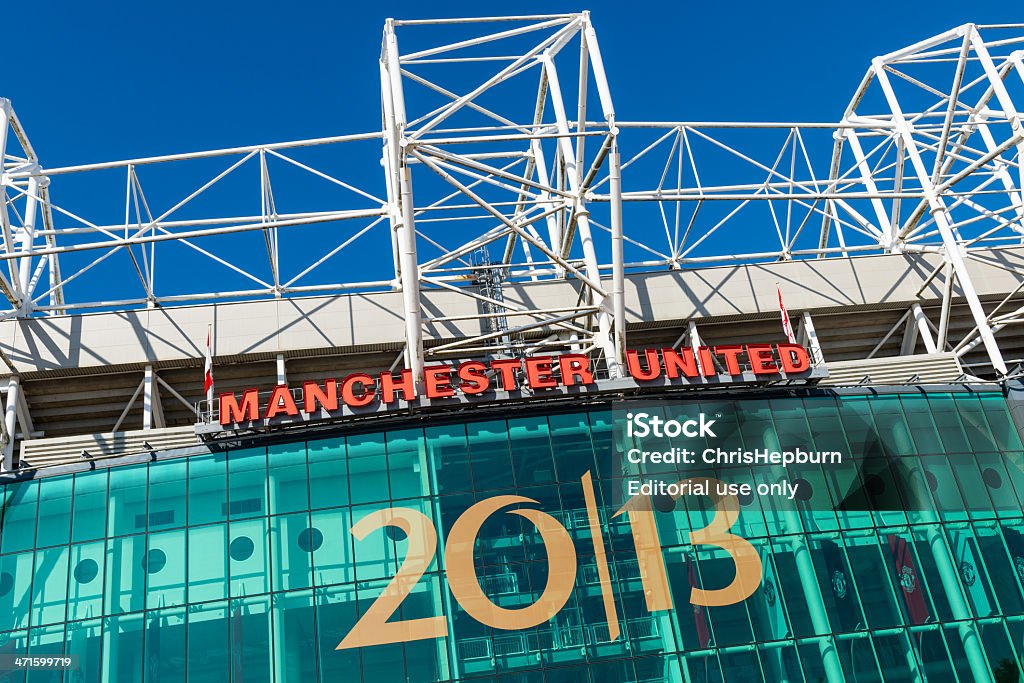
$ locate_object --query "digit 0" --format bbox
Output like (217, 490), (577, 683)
(445, 495), (577, 630)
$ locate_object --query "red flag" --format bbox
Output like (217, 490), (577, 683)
(887, 534), (929, 625)
(204, 326), (214, 410)
(777, 286), (796, 344)
(688, 555), (712, 647)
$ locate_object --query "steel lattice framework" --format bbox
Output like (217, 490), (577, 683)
(2, 15), (1024, 381)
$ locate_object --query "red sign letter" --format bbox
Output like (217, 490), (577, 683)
(626, 349), (662, 381)
(380, 369), (416, 403)
(341, 373), (376, 407)
(303, 379), (338, 414)
(265, 385), (299, 419)
(524, 357), (558, 389)
(220, 389), (259, 425)
(713, 345), (745, 376)
(746, 344), (779, 375)
(778, 343), (811, 374)
(424, 365), (455, 399)
(457, 361), (490, 395)
(558, 354), (594, 386)
(661, 348), (699, 379)
(491, 359), (521, 391)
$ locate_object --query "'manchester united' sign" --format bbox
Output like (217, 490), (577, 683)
(218, 343), (812, 426)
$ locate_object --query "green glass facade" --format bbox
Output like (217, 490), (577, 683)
(1, 389), (1024, 682)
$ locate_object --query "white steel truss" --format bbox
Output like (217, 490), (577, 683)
(2, 17), (1024, 381)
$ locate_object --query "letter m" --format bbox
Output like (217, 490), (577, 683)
(220, 389), (259, 425)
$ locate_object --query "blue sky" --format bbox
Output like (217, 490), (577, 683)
(5, 1), (1015, 165)
(1, 1), (1019, 308)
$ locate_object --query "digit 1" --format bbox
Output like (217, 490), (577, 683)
(580, 471), (620, 640)
(613, 505), (673, 612)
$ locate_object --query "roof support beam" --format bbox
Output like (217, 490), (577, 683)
(873, 57), (1009, 375)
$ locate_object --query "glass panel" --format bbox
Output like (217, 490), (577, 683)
(350, 503), (398, 582)
(188, 523), (228, 603)
(35, 476), (73, 549)
(1, 481), (38, 554)
(425, 423), (473, 495)
(402, 572), (449, 683)
(229, 517), (270, 597)
(355, 594), (405, 683)
(26, 623), (65, 683)
(274, 513), (314, 593)
(548, 413), (597, 483)
(143, 606), (186, 683)
(466, 419), (514, 492)
(104, 534), (146, 615)
(982, 394), (1024, 450)
(387, 429), (428, 500)
(307, 437), (348, 510)
(71, 472), (107, 543)
(64, 619), (102, 683)
(31, 546), (69, 626)
(900, 395), (943, 454)
(147, 459), (187, 531)
(146, 528), (186, 609)
(310, 507), (353, 587)
(189, 453), (227, 525)
(507, 416), (555, 486)
(348, 432), (389, 505)
(929, 395), (971, 453)
(230, 595), (272, 683)
(102, 612), (144, 683)
(228, 447), (268, 519)
(0, 630), (27, 683)
(272, 590), (318, 683)
(316, 584), (361, 683)
(269, 442), (309, 515)
(107, 464), (148, 538)
(187, 601), (229, 683)
(0, 551), (33, 632)
(67, 541), (105, 622)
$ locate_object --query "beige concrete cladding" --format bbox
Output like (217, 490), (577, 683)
(623, 247), (1024, 321)
(1, 246), (1022, 374)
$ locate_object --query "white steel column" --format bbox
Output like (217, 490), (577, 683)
(2, 375), (20, 471)
(382, 19), (424, 381)
(688, 321), (704, 378)
(276, 354), (287, 385)
(16, 175), (40, 313)
(799, 312), (824, 365)
(541, 54), (616, 372)
(143, 365), (166, 430)
(910, 304), (938, 354)
(610, 138), (626, 370)
(0, 100), (21, 309)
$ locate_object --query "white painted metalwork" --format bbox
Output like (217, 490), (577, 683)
(2, 17), (1024, 380)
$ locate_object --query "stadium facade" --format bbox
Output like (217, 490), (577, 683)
(2, 13), (1024, 683)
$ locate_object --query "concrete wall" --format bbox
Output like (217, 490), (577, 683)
(2, 246), (1022, 375)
